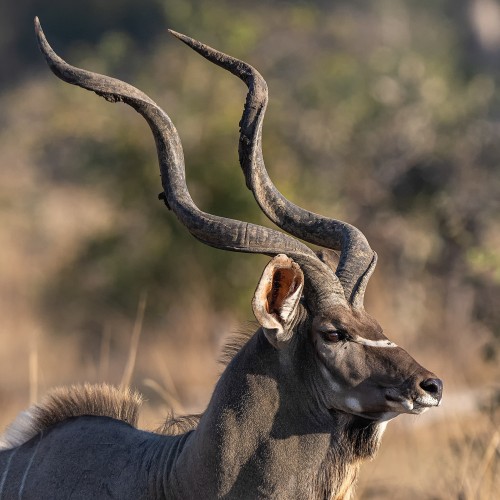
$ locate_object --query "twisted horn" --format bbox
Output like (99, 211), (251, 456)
(34, 18), (346, 311)
(169, 31), (376, 308)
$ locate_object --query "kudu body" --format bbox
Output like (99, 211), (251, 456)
(0, 19), (443, 499)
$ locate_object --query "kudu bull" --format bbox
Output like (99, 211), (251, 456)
(0, 19), (443, 499)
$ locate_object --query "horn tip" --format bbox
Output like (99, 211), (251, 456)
(168, 29), (187, 42)
(33, 16), (51, 56)
(168, 29), (199, 49)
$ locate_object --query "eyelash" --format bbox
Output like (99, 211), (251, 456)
(321, 330), (349, 343)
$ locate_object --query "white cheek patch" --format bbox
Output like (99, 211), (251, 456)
(345, 396), (363, 413)
(353, 336), (398, 348)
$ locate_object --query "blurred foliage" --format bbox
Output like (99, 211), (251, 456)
(1, 0), (499, 359)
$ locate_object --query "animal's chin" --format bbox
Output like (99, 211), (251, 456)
(326, 391), (441, 422)
(354, 411), (401, 422)
(329, 407), (400, 422)
(341, 403), (436, 420)
(408, 405), (432, 415)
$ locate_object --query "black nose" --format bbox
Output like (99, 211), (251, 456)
(419, 377), (443, 400)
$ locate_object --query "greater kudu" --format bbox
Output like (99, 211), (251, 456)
(0, 19), (443, 499)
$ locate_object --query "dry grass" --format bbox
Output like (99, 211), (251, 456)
(358, 398), (499, 499)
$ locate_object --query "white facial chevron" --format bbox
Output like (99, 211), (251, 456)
(353, 336), (398, 348)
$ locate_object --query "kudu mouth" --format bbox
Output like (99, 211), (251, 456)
(324, 389), (442, 422)
(384, 376), (443, 415)
(385, 392), (441, 415)
(330, 388), (442, 422)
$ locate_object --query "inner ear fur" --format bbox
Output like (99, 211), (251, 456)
(252, 254), (304, 347)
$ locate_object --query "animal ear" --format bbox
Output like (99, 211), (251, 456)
(252, 254), (304, 348)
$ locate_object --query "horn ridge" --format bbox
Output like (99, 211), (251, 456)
(34, 18), (346, 309)
(170, 29), (375, 307)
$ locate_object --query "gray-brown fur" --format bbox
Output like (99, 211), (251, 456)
(0, 19), (443, 499)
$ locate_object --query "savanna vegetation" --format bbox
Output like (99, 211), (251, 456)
(0, 1), (498, 497)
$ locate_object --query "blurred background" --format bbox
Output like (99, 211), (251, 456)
(0, 0), (498, 497)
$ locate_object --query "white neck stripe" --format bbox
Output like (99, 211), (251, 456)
(353, 336), (398, 348)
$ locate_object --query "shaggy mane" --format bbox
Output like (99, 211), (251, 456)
(218, 323), (256, 367)
(0, 383), (142, 450)
(0, 328), (258, 449)
(156, 325), (257, 435)
(155, 412), (202, 436)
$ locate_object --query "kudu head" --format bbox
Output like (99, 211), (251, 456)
(253, 254), (442, 422)
(35, 19), (442, 426)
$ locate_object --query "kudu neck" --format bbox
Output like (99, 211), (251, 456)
(169, 328), (372, 499)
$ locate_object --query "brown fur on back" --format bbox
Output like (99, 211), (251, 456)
(0, 383), (142, 450)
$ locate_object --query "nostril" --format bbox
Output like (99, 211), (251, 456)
(420, 377), (443, 398)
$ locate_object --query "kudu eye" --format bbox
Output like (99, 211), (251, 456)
(322, 330), (348, 343)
